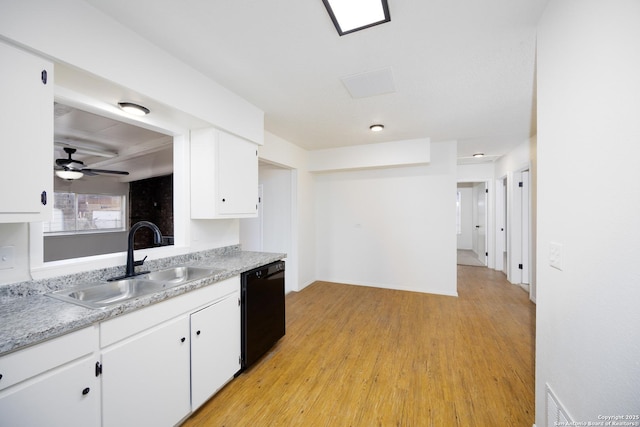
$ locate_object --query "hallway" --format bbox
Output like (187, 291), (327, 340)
(183, 266), (535, 426)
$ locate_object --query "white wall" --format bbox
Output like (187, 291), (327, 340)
(0, 224), (30, 284)
(536, 1), (640, 424)
(308, 139), (430, 172)
(457, 162), (495, 182)
(494, 138), (532, 179)
(315, 141), (458, 296)
(456, 186), (473, 249)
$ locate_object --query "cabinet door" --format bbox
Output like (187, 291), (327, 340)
(191, 128), (258, 219)
(0, 356), (100, 427)
(217, 131), (258, 216)
(0, 41), (53, 222)
(102, 316), (191, 427)
(190, 291), (241, 410)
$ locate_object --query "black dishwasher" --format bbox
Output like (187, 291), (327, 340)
(239, 260), (285, 372)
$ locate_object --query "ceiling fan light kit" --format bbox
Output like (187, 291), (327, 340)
(118, 102), (150, 116)
(55, 170), (84, 180)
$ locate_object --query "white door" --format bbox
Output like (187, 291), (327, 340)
(495, 177), (506, 273)
(520, 171), (530, 285)
(472, 182), (488, 265)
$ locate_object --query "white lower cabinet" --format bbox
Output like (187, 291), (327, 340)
(99, 276), (240, 426)
(0, 326), (100, 427)
(0, 355), (100, 427)
(101, 315), (191, 427)
(0, 276), (242, 427)
(190, 291), (241, 410)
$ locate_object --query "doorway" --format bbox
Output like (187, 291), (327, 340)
(510, 169), (531, 287)
(457, 181), (488, 267)
(240, 161), (297, 294)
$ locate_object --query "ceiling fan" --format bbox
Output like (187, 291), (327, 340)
(55, 147), (129, 180)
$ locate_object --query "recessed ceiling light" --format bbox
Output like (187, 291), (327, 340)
(473, 153), (485, 158)
(322, 0), (391, 36)
(118, 102), (150, 116)
(370, 124), (384, 132)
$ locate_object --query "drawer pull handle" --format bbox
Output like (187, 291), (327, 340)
(196, 330), (201, 336)
(82, 387), (90, 395)
(180, 337), (186, 343)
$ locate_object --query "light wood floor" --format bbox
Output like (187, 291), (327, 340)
(182, 266), (535, 426)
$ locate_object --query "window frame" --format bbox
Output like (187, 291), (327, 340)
(43, 191), (128, 236)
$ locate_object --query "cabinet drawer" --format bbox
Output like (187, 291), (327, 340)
(0, 326), (98, 391)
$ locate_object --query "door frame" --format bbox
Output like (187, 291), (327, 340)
(240, 161), (298, 294)
(506, 166), (532, 291)
(495, 175), (507, 273)
(456, 179), (494, 269)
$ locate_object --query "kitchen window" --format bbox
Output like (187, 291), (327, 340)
(43, 192), (126, 234)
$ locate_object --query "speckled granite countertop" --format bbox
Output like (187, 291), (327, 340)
(0, 246), (285, 356)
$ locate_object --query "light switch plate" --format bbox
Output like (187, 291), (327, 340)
(549, 242), (563, 270)
(0, 246), (15, 270)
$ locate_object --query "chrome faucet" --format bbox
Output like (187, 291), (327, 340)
(124, 221), (163, 278)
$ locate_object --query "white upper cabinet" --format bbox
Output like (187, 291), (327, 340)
(0, 42), (53, 223)
(191, 128), (258, 218)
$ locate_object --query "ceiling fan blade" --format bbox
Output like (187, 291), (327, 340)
(82, 168), (129, 176)
(56, 160), (85, 170)
(55, 147), (85, 170)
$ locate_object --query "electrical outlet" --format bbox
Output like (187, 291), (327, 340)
(549, 242), (563, 270)
(0, 246), (15, 270)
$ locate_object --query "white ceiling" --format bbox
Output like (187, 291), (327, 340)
(81, 0), (547, 161)
(54, 103), (173, 182)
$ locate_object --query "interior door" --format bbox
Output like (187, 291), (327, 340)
(521, 171), (530, 285)
(472, 182), (487, 265)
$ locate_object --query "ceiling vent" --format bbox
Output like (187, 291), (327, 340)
(341, 67), (396, 99)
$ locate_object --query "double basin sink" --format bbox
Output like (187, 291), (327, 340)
(47, 266), (223, 310)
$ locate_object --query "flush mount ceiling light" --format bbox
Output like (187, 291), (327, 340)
(118, 102), (150, 116)
(55, 170), (83, 180)
(473, 153), (485, 158)
(322, 0), (391, 36)
(369, 124), (384, 132)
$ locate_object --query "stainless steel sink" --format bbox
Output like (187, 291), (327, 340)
(141, 266), (222, 284)
(47, 266), (223, 309)
(47, 279), (166, 309)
